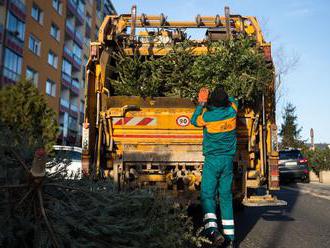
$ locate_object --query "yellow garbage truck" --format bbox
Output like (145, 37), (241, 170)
(82, 6), (286, 206)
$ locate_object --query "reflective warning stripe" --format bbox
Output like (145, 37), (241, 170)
(231, 102), (238, 112)
(223, 229), (235, 235)
(222, 219), (234, 226)
(113, 117), (157, 126)
(203, 213), (217, 221)
(205, 222), (218, 229)
(206, 117), (236, 133)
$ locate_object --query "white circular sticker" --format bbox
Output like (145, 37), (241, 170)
(176, 115), (190, 127)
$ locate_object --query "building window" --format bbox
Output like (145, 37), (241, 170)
(46, 79), (56, 97)
(48, 51), (58, 69)
(50, 23), (60, 41)
(26, 67), (39, 87)
(3, 48), (22, 81)
(77, 0), (85, 15)
(62, 59), (72, 75)
(28, 34), (41, 55)
(73, 42), (82, 58)
(31, 3), (43, 24)
(6, 12), (25, 41)
(52, 0), (63, 15)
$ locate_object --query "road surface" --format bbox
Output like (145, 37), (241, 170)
(236, 183), (330, 248)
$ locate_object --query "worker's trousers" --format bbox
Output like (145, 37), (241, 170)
(201, 154), (234, 241)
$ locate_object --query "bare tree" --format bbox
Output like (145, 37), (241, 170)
(273, 46), (300, 104)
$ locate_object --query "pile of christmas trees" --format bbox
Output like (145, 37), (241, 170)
(0, 81), (205, 248)
(110, 37), (273, 107)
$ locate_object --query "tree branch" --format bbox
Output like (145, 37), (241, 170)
(0, 184), (28, 190)
(37, 189), (60, 248)
(16, 187), (33, 209)
(11, 149), (30, 173)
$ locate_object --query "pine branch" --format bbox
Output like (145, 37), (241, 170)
(37, 189), (60, 248)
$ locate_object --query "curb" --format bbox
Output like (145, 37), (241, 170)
(282, 186), (330, 201)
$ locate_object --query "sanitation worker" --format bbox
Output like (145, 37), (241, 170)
(191, 85), (238, 248)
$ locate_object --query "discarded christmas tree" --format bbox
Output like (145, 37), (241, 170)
(0, 81), (206, 247)
(110, 37), (273, 107)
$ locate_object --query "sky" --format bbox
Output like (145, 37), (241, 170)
(112, 0), (330, 143)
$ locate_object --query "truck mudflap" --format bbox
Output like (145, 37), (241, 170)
(242, 194), (287, 207)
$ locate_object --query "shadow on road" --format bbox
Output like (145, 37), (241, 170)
(235, 187), (300, 247)
(188, 186), (301, 248)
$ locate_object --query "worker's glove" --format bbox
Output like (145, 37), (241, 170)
(198, 87), (209, 105)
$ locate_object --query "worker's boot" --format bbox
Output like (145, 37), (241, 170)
(227, 240), (237, 248)
(210, 230), (225, 247)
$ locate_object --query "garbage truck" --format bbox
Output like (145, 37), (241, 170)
(82, 6), (286, 207)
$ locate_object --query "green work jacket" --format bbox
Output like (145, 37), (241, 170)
(191, 97), (238, 156)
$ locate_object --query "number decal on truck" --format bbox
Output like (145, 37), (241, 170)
(176, 116), (190, 127)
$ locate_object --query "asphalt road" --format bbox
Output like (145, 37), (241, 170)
(235, 183), (330, 248)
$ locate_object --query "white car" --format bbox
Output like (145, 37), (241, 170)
(47, 145), (82, 179)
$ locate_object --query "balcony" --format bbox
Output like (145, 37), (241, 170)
(5, 30), (24, 55)
(73, 54), (82, 66)
(65, 21), (75, 39)
(77, 8), (85, 24)
(0, 25), (3, 43)
(69, 119), (78, 131)
(60, 98), (70, 112)
(69, 104), (78, 118)
(74, 31), (84, 48)
(70, 103), (78, 112)
(63, 46), (74, 64)
(61, 72), (71, 88)
(67, 0), (84, 25)
(97, 10), (103, 22)
(71, 79), (80, 95)
(67, 0), (77, 16)
(84, 37), (91, 49)
(72, 54), (81, 70)
(1, 66), (21, 85)
(9, 0), (26, 20)
(85, 24), (91, 39)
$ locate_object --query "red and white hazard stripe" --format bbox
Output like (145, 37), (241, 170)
(112, 117), (157, 126)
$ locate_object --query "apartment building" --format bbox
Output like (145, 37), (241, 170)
(0, 0), (116, 146)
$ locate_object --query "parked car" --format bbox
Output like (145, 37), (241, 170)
(279, 149), (309, 183)
(47, 145), (82, 179)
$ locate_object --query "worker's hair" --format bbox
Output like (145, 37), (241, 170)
(208, 85), (230, 108)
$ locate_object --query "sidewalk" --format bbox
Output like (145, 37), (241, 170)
(282, 182), (330, 201)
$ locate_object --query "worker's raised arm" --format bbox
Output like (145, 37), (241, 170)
(191, 88), (209, 127)
(229, 96), (238, 113)
(191, 105), (206, 127)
